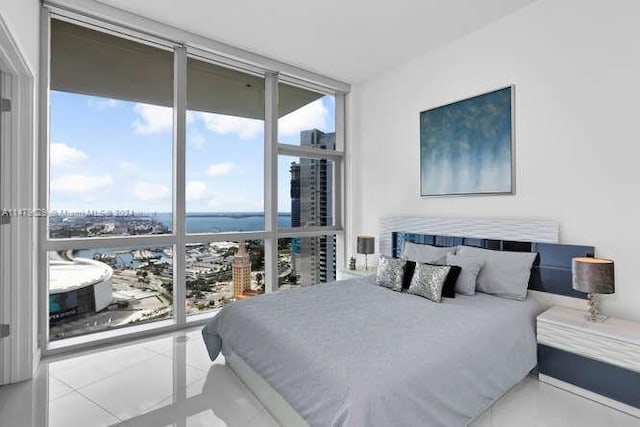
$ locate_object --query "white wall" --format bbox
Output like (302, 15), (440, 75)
(0, 0), (40, 72)
(0, 0), (40, 384)
(349, 0), (640, 321)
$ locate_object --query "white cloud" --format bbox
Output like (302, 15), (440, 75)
(120, 162), (138, 173)
(50, 143), (88, 166)
(119, 161), (139, 173)
(184, 180), (253, 211)
(206, 162), (234, 177)
(278, 99), (328, 136)
(88, 98), (120, 110)
(51, 174), (113, 194)
(190, 132), (206, 148)
(186, 180), (210, 202)
(133, 104), (173, 135)
(198, 112), (263, 140)
(132, 182), (170, 201)
(132, 104), (195, 135)
(206, 192), (247, 209)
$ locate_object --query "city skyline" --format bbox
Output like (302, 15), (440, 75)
(50, 90), (335, 214)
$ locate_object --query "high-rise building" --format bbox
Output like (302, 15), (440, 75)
(290, 162), (301, 228)
(290, 129), (336, 286)
(232, 241), (251, 299)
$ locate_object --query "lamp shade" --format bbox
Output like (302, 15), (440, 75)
(356, 236), (375, 255)
(572, 257), (615, 294)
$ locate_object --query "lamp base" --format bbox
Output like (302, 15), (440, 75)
(584, 313), (608, 323)
(585, 293), (608, 322)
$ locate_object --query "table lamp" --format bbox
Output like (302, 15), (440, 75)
(572, 257), (615, 322)
(357, 235), (375, 271)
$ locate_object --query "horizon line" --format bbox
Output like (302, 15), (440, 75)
(48, 211), (292, 216)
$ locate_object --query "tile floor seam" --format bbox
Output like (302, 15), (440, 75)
(68, 353), (209, 422)
(48, 388), (75, 403)
(138, 338), (216, 374)
(138, 342), (182, 358)
(58, 389), (124, 423)
(65, 351), (164, 392)
(185, 357), (215, 374)
(121, 367), (209, 417)
(140, 345), (215, 374)
(48, 374), (77, 397)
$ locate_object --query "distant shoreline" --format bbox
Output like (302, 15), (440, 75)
(49, 211), (292, 219)
(184, 212), (291, 219)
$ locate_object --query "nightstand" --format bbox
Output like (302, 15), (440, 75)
(537, 306), (640, 417)
(337, 269), (375, 280)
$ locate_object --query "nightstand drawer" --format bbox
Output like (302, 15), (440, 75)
(537, 321), (640, 372)
(538, 344), (640, 409)
(536, 306), (640, 417)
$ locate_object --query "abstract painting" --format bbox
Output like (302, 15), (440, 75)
(420, 86), (514, 196)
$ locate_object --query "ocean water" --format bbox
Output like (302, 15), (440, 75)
(75, 213), (292, 261)
(155, 212), (291, 233)
(75, 248), (165, 268)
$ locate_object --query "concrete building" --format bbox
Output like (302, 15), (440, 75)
(49, 258), (113, 322)
(290, 129), (336, 286)
(232, 241), (252, 299)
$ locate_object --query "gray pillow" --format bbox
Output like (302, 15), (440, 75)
(401, 241), (456, 264)
(375, 255), (406, 292)
(406, 263), (451, 303)
(445, 253), (484, 295)
(456, 246), (537, 300)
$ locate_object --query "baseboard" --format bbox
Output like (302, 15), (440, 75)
(539, 374), (640, 419)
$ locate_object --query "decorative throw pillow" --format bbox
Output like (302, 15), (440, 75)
(445, 253), (484, 296)
(441, 264), (461, 298)
(376, 255), (406, 292)
(407, 263), (452, 303)
(402, 260), (417, 291)
(401, 241), (456, 264)
(456, 246), (538, 300)
(401, 261), (459, 298)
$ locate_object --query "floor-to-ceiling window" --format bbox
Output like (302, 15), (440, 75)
(42, 13), (346, 347)
(277, 82), (341, 288)
(47, 19), (176, 341)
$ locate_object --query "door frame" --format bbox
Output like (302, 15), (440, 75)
(0, 11), (39, 385)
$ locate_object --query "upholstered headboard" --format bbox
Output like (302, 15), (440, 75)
(392, 232), (594, 299)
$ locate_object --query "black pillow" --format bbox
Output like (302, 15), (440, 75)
(441, 265), (461, 298)
(402, 261), (416, 291)
(401, 261), (460, 298)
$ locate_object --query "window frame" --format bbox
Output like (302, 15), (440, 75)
(39, 6), (348, 354)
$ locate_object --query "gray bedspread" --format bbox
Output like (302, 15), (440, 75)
(202, 276), (542, 427)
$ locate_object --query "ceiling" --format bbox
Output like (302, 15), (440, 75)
(95, 0), (538, 84)
(51, 19), (322, 119)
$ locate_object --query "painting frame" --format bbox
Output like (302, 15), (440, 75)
(419, 85), (516, 197)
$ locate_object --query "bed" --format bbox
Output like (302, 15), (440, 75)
(202, 227), (595, 426)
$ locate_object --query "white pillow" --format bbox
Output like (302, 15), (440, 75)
(455, 246), (537, 300)
(401, 241), (456, 264)
(445, 253), (484, 296)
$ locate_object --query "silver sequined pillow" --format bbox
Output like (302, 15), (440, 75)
(376, 255), (406, 292)
(407, 263), (452, 303)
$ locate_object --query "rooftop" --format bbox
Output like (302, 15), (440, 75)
(49, 258), (113, 294)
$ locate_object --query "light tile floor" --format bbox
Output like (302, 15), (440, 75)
(0, 327), (638, 427)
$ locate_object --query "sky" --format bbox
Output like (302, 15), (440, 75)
(50, 91), (335, 213)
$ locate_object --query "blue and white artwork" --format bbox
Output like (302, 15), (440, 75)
(420, 86), (514, 196)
